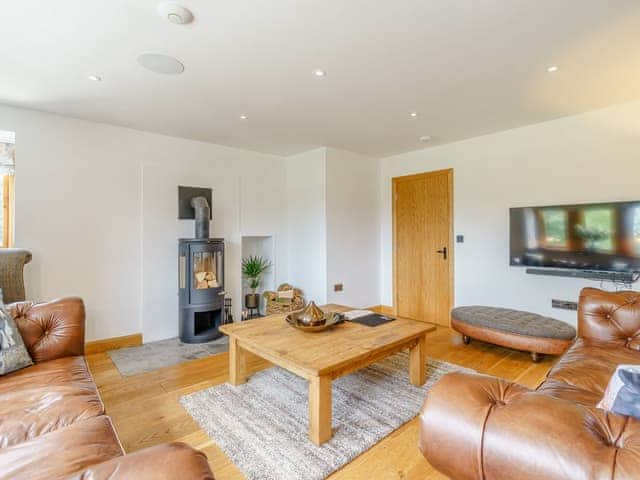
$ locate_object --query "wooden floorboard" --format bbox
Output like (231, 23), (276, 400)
(86, 324), (556, 479)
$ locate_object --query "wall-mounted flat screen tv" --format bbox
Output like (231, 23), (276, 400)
(510, 201), (640, 273)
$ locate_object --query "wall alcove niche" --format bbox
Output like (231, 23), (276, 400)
(240, 235), (275, 316)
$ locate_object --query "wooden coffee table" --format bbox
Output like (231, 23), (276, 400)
(219, 305), (436, 445)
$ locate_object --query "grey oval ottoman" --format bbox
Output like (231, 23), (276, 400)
(451, 306), (576, 362)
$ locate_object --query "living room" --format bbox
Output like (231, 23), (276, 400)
(1, 1), (639, 479)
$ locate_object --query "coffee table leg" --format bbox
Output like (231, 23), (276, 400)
(409, 334), (427, 386)
(229, 337), (246, 386)
(309, 375), (332, 445)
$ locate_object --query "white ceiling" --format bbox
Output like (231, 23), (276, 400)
(1, 1), (639, 157)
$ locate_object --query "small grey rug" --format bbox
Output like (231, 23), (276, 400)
(180, 353), (473, 480)
(108, 336), (229, 376)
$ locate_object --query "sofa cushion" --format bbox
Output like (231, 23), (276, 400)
(0, 306), (32, 375)
(537, 338), (640, 406)
(0, 356), (104, 447)
(598, 365), (640, 419)
(64, 442), (215, 480)
(0, 355), (98, 393)
(536, 378), (604, 406)
(0, 415), (123, 480)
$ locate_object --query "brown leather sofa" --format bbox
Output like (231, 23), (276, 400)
(0, 297), (214, 480)
(419, 287), (640, 480)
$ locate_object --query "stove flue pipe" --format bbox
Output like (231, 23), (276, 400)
(190, 196), (210, 239)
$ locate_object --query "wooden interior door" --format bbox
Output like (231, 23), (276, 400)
(393, 169), (453, 326)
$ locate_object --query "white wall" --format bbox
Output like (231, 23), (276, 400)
(326, 148), (380, 307)
(285, 149), (327, 304)
(141, 157), (287, 342)
(7, 97), (636, 338)
(0, 104), (287, 341)
(0, 102), (377, 342)
(284, 147), (380, 307)
(380, 100), (640, 326)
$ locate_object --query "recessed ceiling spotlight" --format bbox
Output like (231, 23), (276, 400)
(314, 69), (327, 77)
(546, 65), (559, 73)
(419, 135), (432, 142)
(137, 53), (185, 74)
(410, 112), (418, 117)
(239, 115), (248, 120)
(157, 2), (194, 25)
(88, 75), (102, 82)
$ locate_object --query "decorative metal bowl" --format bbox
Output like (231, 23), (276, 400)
(285, 301), (344, 332)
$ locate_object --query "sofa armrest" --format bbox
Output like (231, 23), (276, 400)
(64, 443), (215, 480)
(419, 372), (636, 480)
(7, 297), (85, 363)
(578, 287), (640, 348)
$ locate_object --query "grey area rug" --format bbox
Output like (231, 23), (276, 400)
(180, 353), (473, 480)
(107, 336), (229, 376)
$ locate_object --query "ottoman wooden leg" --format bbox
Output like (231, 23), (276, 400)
(462, 335), (471, 345)
(531, 352), (542, 363)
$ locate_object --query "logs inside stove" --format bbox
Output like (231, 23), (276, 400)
(178, 194), (225, 343)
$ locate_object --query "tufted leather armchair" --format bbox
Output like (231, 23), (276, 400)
(419, 287), (640, 480)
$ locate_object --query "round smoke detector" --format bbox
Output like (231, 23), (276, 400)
(137, 53), (185, 74)
(157, 3), (194, 25)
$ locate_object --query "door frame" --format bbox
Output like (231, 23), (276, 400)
(392, 168), (454, 325)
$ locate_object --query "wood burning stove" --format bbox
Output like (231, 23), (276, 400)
(179, 237), (225, 343)
(178, 190), (228, 343)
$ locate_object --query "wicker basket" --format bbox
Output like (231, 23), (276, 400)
(263, 283), (305, 315)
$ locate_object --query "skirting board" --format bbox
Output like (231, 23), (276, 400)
(85, 333), (143, 355)
(366, 305), (394, 316)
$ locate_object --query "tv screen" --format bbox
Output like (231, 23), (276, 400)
(510, 201), (640, 273)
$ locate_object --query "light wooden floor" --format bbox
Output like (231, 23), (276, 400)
(86, 324), (556, 480)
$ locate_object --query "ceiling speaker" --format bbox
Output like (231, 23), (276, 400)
(137, 53), (185, 75)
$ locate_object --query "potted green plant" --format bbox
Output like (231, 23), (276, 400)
(242, 255), (272, 312)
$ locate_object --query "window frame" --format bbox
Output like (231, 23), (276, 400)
(1, 173), (14, 248)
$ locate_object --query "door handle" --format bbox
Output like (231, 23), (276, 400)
(436, 247), (447, 260)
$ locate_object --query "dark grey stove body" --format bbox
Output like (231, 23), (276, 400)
(178, 238), (225, 343)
